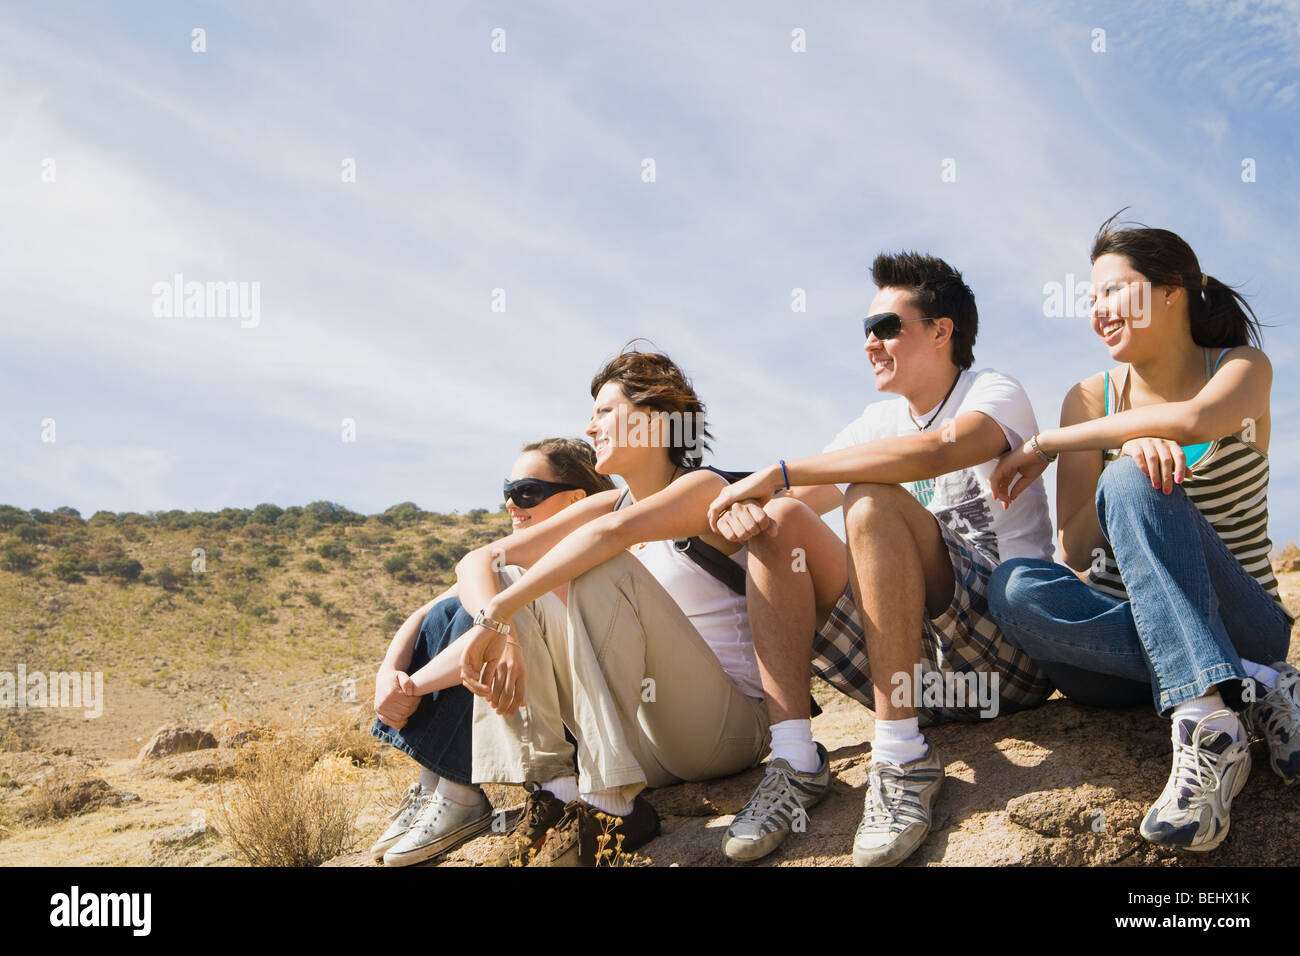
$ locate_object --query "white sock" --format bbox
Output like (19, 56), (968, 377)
(872, 717), (927, 766)
(436, 776), (484, 807)
(1241, 658), (1279, 690)
(1172, 692), (1240, 741)
(541, 775), (579, 804)
(769, 718), (821, 773)
(579, 787), (635, 818)
(418, 768), (440, 791)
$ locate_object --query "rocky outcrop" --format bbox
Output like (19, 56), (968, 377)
(137, 725), (218, 761)
(330, 665), (1300, 867)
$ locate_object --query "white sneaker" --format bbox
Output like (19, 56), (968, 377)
(369, 782), (432, 862)
(852, 744), (944, 867)
(1243, 661), (1300, 784)
(382, 789), (494, 867)
(1139, 710), (1251, 851)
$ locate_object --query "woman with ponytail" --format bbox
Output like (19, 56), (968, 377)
(986, 211), (1296, 852)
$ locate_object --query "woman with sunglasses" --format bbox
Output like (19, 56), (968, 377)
(367, 438), (613, 866)
(454, 344), (771, 867)
(987, 212), (1297, 852)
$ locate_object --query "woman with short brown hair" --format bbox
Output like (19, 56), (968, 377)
(453, 342), (770, 866)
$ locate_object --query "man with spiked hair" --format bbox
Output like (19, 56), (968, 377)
(706, 251), (1055, 866)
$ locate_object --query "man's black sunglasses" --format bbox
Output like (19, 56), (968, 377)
(503, 477), (581, 509)
(863, 312), (937, 341)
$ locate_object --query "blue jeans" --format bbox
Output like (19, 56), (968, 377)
(371, 598), (476, 784)
(988, 456), (1291, 716)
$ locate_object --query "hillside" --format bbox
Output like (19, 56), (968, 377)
(1, 504), (1297, 867)
(0, 501), (511, 758)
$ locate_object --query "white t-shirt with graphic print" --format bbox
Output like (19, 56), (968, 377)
(824, 367), (1054, 563)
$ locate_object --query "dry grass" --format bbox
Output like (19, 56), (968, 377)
(311, 715), (385, 768)
(592, 811), (653, 867)
(215, 733), (366, 866)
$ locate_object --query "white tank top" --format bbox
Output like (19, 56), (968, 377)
(615, 489), (764, 698)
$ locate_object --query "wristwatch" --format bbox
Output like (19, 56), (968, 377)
(473, 609), (511, 635)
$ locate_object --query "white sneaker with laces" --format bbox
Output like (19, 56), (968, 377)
(369, 782), (432, 862)
(1139, 709), (1251, 851)
(382, 789), (494, 867)
(1243, 661), (1300, 784)
(852, 744), (943, 867)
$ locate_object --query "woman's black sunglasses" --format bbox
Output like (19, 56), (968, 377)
(503, 477), (581, 509)
(863, 312), (935, 341)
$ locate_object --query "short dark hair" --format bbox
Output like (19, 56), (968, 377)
(871, 251), (977, 369)
(1091, 209), (1263, 349)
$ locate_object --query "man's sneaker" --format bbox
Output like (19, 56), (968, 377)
(489, 787), (568, 867)
(382, 789), (494, 867)
(723, 743), (831, 862)
(852, 744), (944, 867)
(531, 796), (660, 867)
(1139, 710), (1251, 851)
(369, 782), (432, 862)
(1243, 661), (1300, 784)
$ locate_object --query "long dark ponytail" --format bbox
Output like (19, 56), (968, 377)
(1091, 209), (1264, 349)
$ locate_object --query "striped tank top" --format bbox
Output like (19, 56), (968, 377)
(1085, 347), (1291, 622)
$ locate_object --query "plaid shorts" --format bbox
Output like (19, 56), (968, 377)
(811, 521), (1053, 723)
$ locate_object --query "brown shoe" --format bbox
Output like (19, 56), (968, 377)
(490, 788), (567, 867)
(531, 796), (660, 867)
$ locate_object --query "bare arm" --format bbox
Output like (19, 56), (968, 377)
(453, 487), (622, 623)
(708, 410), (1010, 528)
(788, 483), (845, 516)
(480, 470), (727, 624)
(459, 470), (728, 714)
(1055, 377), (1107, 573)
(1036, 348), (1271, 455)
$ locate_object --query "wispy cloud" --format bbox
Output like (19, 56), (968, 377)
(2, 0), (1297, 542)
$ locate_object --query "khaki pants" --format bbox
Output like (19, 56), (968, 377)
(472, 552), (769, 802)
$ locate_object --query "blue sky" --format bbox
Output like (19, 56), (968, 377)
(2, 0), (1298, 546)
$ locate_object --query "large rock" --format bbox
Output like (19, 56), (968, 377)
(204, 717), (270, 749)
(135, 749), (238, 783)
(334, 685), (1300, 868)
(138, 725), (218, 761)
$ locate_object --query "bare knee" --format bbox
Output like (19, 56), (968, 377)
(747, 496), (820, 556)
(843, 483), (912, 540)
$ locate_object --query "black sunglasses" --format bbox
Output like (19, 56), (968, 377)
(503, 477), (581, 509)
(863, 311), (937, 341)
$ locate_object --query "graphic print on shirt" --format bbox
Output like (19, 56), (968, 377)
(928, 469), (997, 560)
(909, 476), (936, 508)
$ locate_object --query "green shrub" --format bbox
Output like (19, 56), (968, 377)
(0, 506), (32, 531)
(305, 590), (323, 607)
(421, 547), (453, 571)
(301, 559), (326, 574)
(318, 540), (351, 563)
(51, 553), (84, 582)
(251, 503), (284, 526)
(154, 565), (183, 589)
(1, 544), (38, 572)
(13, 524), (44, 543)
(100, 557), (144, 581)
(381, 610), (405, 631)
(382, 554), (410, 576)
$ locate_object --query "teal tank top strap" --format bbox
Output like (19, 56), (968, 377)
(1180, 348), (1232, 467)
(1103, 369), (1111, 416)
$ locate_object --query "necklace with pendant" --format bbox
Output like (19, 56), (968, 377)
(908, 370), (962, 431)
